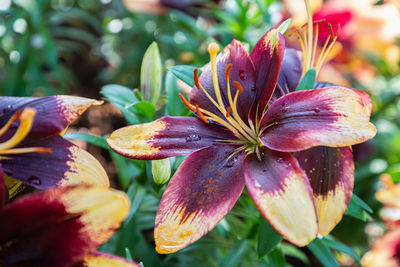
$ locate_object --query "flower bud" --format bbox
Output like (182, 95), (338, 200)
(152, 158), (171, 185)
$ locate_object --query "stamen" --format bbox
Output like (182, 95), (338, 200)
(1, 147), (53, 155)
(208, 43), (227, 116)
(194, 69), (201, 90)
(304, 0), (313, 70)
(225, 64), (232, 81)
(226, 107), (231, 118)
(195, 105), (209, 124)
(0, 108), (36, 152)
(311, 24), (319, 68)
(233, 81), (243, 94)
(0, 110), (21, 137)
(178, 93), (195, 112)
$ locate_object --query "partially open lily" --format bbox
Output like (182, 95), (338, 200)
(108, 25), (376, 253)
(0, 170), (138, 267)
(0, 96), (109, 197)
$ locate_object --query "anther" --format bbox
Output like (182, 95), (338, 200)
(195, 105), (209, 124)
(208, 43), (220, 56)
(226, 107), (231, 118)
(0, 110), (21, 137)
(178, 93), (195, 112)
(328, 23), (334, 39)
(194, 69), (201, 90)
(336, 24), (341, 37)
(225, 64), (232, 81)
(233, 81), (243, 94)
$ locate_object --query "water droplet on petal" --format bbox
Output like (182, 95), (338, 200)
(239, 70), (247, 81)
(224, 155), (238, 168)
(277, 157), (284, 164)
(185, 134), (201, 142)
(281, 107), (288, 113)
(254, 180), (262, 188)
(281, 101), (286, 107)
(27, 176), (41, 185)
(314, 107), (321, 113)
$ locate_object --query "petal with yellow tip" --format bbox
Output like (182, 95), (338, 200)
(0, 96), (102, 142)
(249, 28), (285, 122)
(1, 135), (109, 189)
(259, 87), (376, 152)
(0, 186), (130, 267)
(295, 146), (354, 236)
(76, 252), (140, 267)
(155, 145), (245, 253)
(108, 116), (233, 160)
(243, 148), (318, 246)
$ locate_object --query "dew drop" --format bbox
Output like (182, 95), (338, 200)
(281, 107), (288, 113)
(254, 180), (262, 188)
(314, 107), (321, 113)
(239, 70), (247, 81)
(224, 155), (238, 168)
(2, 104), (12, 114)
(281, 101), (286, 107)
(27, 176), (41, 185)
(185, 134), (201, 142)
(251, 86), (256, 92)
(277, 157), (284, 164)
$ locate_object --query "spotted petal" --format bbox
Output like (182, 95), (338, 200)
(249, 28), (285, 122)
(259, 87), (376, 152)
(108, 116), (234, 160)
(190, 40), (256, 122)
(1, 135), (109, 189)
(74, 252), (140, 267)
(0, 96), (102, 142)
(294, 146), (354, 235)
(155, 145), (245, 253)
(243, 148), (317, 246)
(0, 186), (130, 267)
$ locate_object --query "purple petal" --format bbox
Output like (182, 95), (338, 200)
(243, 148), (317, 246)
(0, 168), (5, 210)
(259, 87), (376, 152)
(249, 28), (285, 122)
(189, 40), (256, 123)
(275, 48), (302, 98)
(108, 116), (235, 160)
(155, 145), (244, 253)
(294, 146), (354, 235)
(1, 135), (109, 189)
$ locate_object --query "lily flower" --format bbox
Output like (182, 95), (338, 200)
(108, 26), (376, 253)
(0, 96), (109, 197)
(0, 169), (138, 267)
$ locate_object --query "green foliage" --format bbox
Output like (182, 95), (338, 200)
(296, 68), (316, 91)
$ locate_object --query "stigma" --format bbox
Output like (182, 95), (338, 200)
(179, 43), (259, 145)
(0, 108), (52, 158)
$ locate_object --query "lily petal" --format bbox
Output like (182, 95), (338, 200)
(189, 40), (256, 122)
(1, 135), (109, 189)
(314, 82), (372, 116)
(0, 168), (5, 209)
(276, 48), (302, 97)
(0, 186), (130, 267)
(259, 87), (376, 152)
(108, 116), (234, 160)
(74, 252), (140, 267)
(243, 148), (317, 246)
(249, 28), (285, 122)
(155, 145), (245, 253)
(0, 96), (102, 142)
(294, 146), (354, 235)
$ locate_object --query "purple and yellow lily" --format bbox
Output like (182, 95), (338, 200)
(108, 28), (376, 253)
(0, 96), (109, 196)
(0, 169), (138, 267)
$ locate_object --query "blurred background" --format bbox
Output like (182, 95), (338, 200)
(1, 0), (400, 266)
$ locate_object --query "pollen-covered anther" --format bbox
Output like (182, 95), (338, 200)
(194, 68), (201, 90)
(226, 107), (232, 118)
(195, 105), (209, 124)
(178, 93), (195, 112)
(225, 64), (232, 81)
(233, 81), (243, 94)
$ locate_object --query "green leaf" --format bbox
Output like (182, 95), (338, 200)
(321, 237), (361, 263)
(266, 245), (285, 267)
(296, 68), (316, 91)
(345, 194), (372, 221)
(64, 132), (109, 150)
(219, 240), (250, 267)
(281, 243), (309, 264)
(166, 72), (186, 116)
(140, 42), (162, 106)
(168, 65), (201, 88)
(258, 217), (283, 258)
(125, 248), (133, 261)
(277, 19), (292, 35)
(126, 101), (156, 119)
(308, 238), (339, 267)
